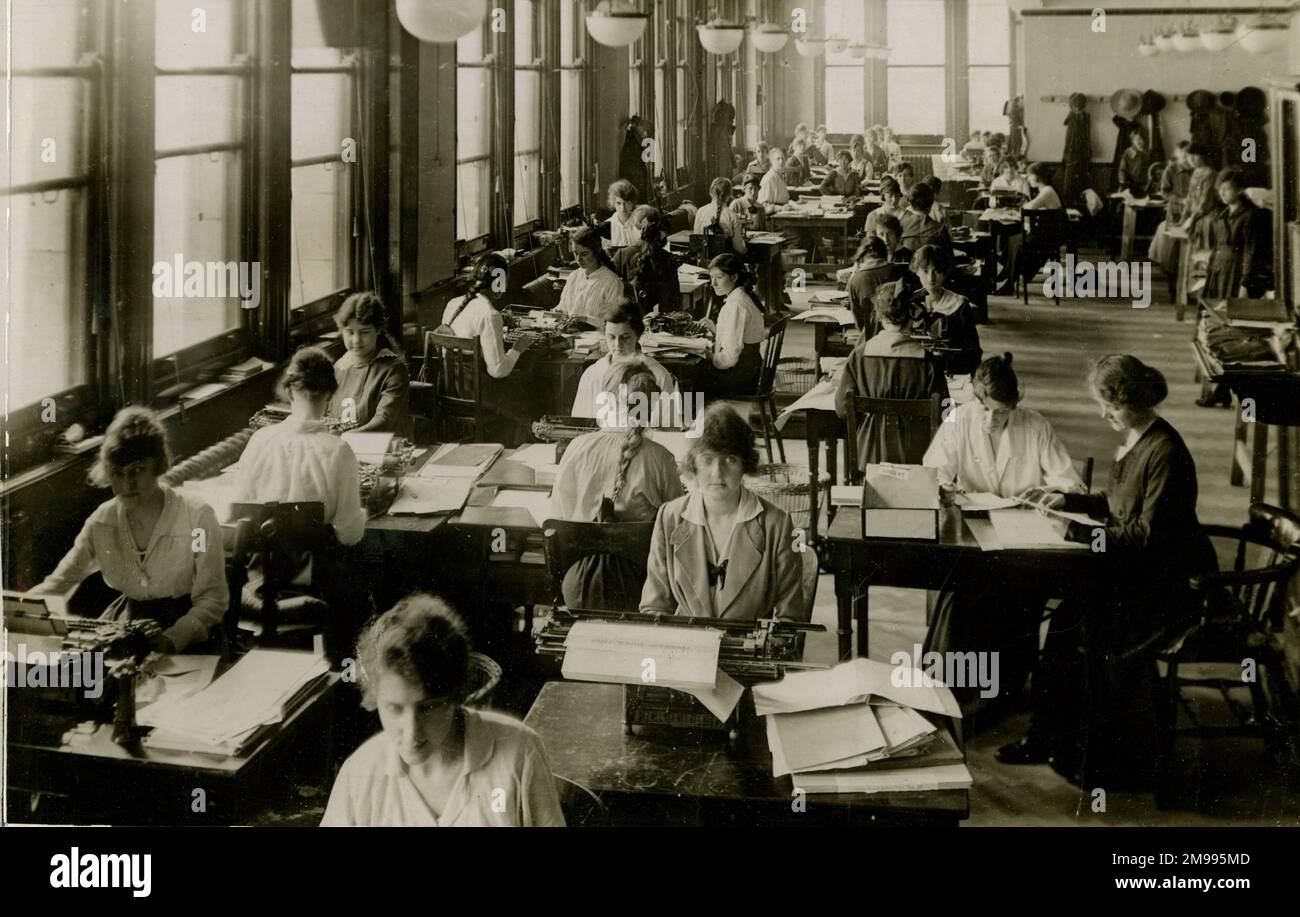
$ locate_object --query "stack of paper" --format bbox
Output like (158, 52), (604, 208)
(571, 331), (605, 354)
(417, 443), (503, 479)
(795, 306), (854, 325)
(639, 332), (710, 357)
(490, 489), (555, 527)
(387, 476), (475, 515)
(752, 659), (970, 792)
(561, 621), (744, 722)
(141, 650), (330, 756)
(220, 357), (273, 384)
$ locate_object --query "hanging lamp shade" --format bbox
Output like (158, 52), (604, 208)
(794, 37), (826, 58)
(1200, 28), (1235, 52)
(825, 35), (849, 54)
(697, 21), (746, 55)
(1236, 18), (1291, 54)
(1172, 29), (1200, 52)
(750, 23), (789, 53)
(585, 1), (649, 48)
(1138, 39), (1159, 57)
(395, 0), (487, 43)
(846, 42), (867, 60)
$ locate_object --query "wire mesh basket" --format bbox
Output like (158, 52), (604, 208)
(465, 652), (503, 708)
(775, 357), (818, 395)
(744, 463), (831, 533)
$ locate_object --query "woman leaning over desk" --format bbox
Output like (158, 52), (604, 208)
(322, 594), (565, 827)
(555, 227), (626, 327)
(29, 407), (228, 654)
(332, 291), (411, 437)
(921, 353), (1085, 710)
(998, 355), (1216, 786)
(640, 405), (806, 622)
(698, 253), (766, 400)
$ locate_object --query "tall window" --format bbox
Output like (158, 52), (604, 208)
(675, 9), (689, 175)
(559, 0), (582, 210)
(289, 0), (356, 312)
(5, 0), (90, 411)
(824, 0), (867, 135)
(154, 0), (248, 358)
(966, 0), (1010, 134)
(514, 0), (541, 227)
(653, 5), (669, 187)
(456, 24), (492, 241)
(886, 0), (945, 136)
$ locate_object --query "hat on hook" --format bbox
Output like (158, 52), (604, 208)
(1140, 90), (1166, 115)
(1218, 90), (1237, 110)
(1068, 92), (1088, 112)
(1237, 87), (1267, 118)
(1109, 89), (1142, 120)
(1186, 90), (1215, 112)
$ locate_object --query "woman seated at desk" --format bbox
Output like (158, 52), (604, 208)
(730, 176), (765, 232)
(836, 284), (949, 469)
(29, 407), (228, 654)
(989, 157), (1030, 198)
(849, 136), (872, 179)
(613, 207), (681, 317)
(332, 291), (411, 436)
(640, 405), (806, 621)
(846, 236), (894, 334)
(694, 177), (748, 255)
(322, 594), (565, 827)
(821, 151), (862, 197)
(911, 244), (982, 376)
(554, 227), (626, 327)
(605, 179), (641, 249)
(900, 184), (952, 254)
(757, 148), (790, 212)
(999, 355), (1216, 786)
(697, 253), (766, 400)
(873, 213), (913, 283)
(554, 361), (686, 611)
(921, 353), (1085, 709)
(571, 300), (677, 418)
(1023, 162), (1063, 211)
(865, 177), (905, 238)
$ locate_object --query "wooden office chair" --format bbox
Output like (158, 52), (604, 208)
(843, 392), (944, 484)
(1017, 209), (1069, 305)
(1154, 503), (1300, 807)
(422, 330), (490, 443)
(229, 501), (331, 648)
(1074, 456), (1095, 493)
(729, 315), (789, 462)
(541, 519), (656, 613)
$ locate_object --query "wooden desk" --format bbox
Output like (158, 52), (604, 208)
(7, 673), (341, 825)
(821, 506), (1103, 659)
(1119, 197), (1166, 262)
(525, 681), (968, 826)
(770, 207), (870, 275)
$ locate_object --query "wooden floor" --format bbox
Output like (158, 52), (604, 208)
(783, 267), (1300, 826)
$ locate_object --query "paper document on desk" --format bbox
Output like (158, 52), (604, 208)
(135, 654), (220, 711)
(987, 509), (1089, 549)
(388, 476), (475, 515)
(562, 621), (720, 692)
(639, 332), (710, 356)
(418, 443), (503, 479)
(510, 442), (559, 468)
(955, 491), (1019, 511)
(689, 669), (744, 722)
(341, 432), (395, 462)
(795, 307), (855, 325)
(752, 658), (962, 719)
(795, 762), (973, 794)
(775, 379), (838, 431)
(766, 703), (887, 777)
(490, 489), (554, 527)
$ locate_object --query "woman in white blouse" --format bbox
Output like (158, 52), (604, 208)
(1023, 162), (1063, 210)
(322, 594), (565, 827)
(555, 227), (626, 327)
(30, 407), (228, 654)
(693, 177), (747, 254)
(699, 253), (766, 399)
(921, 353), (1085, 713)
(605, 179), (641, 249)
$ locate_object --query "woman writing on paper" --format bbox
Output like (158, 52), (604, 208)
(29, 407), (228, 654)
(640, 405), (806, 622)
(322, 594), (565, 827)
(999, 355), (1216, 786)
(921, 354), (1085, 710)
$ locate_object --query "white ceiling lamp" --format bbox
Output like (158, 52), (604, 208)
(698, 19), (746, 55)
(1200, 18), (1236, 52)
(1236, 16), (1292, 54)
(1138, 37), (1159, 57)
(750, 22), (789, 53)
(825, 34), (849, 54)
(585, 0), (649, 48)
(395, 0), (487, 43)
(846, 42), (867, 60)
(794, 37), (827, 57)
(1154, 31), (1175, 52)
(1172, 25), (1200, 52)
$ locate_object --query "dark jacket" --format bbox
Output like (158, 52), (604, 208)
(1204, 197), (1273, 299)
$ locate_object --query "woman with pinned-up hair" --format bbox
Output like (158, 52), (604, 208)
(921, 353), (1085, 711)
(698, 253), (767, 399)
(999, 355), (1216, 787)
(332, 291), (411, 436)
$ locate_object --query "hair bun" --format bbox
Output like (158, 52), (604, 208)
(1002, 352), (1013, 366)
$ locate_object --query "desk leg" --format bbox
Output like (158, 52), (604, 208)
(1120, 206), (1136, 262)
(832, 559), (854, 661)
(807, 423), (821, 542)
(1252, 422), (1269, 505)
(854, 581), (869, 659)
(1232, 412), (1247, 487)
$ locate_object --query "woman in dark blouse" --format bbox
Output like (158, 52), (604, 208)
(1203, 167), (1273, 300)
(910, 245), (982, 376)
(1001, 355), (1216, 786)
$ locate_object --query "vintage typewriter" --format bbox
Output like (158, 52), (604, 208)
(645, 310), (712, 338)
(535, 608), (825, 738)
(530, 415), (599, 459)
(502, 306), (580, 355)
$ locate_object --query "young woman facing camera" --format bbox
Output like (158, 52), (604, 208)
(332, 291), (411, 436)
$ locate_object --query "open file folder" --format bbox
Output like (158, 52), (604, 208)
(860, 464), (940, 540)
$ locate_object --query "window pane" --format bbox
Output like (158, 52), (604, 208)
(886, 0), (944, 65)
(825, 67), (865, 134)
(560, 0), (574, 62)
(514, 0), (535, 62)
(967, 0), (1010, 66)
(457, 161), (490, 241)
(292, 0), (353, 64)
(156, 76), (243, 149)
(156, 0), (238, 69)
(290, 162), (352, 308)
(4, 188), (87, 408)
(887, 67), (945, 134)
(10, 77), (85, 185)
(967, 66), (1009, 134)
(560, 69), (580, 208)
(292, 74), (352, 160)
(153, 153), (244, 354)
(12, 0), (83, 70)
(457, 68), (491, 161)
(676, 68), (686, 173)
(514, 69), (540, 224)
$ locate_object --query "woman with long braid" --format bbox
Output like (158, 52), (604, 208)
(699, 253), (767, 399)
(693, 177), (747, 254)
(551, 360), (685, 611)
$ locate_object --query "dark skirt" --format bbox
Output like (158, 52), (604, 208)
(700, 342), (761, 400)
(102, 593), (224, 655)
(561, 555), (645, 612)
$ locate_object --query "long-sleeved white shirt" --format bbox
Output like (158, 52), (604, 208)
(571, 352), (679, 419)
(923, 401), (1085, 497)
(231, 416), (367, 546)
(444, 294), (521, 380)
(757, 169), (789, 206)
(550, 429), (685, 523)
(31, 485), (228, 652)
(711, 287), (765, 370)
(555, 265), (625, 326)
(693, 202), (747, 253)
(607, 212), (640, 248)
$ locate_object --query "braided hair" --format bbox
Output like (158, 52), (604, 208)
(708, 177), (733, 234)
(600, 359), (663, 508)
(707, 252), (765, 314)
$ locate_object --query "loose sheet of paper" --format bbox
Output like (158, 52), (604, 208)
(988, 509), (1086, 549)
(955, 491), (1019, 511)
(490, 489), (555, 527)
(752, 658), (961, 719)
(387, 476), (475, 515)
(341, 432), (395, 462)
(767, 703), (888, 776)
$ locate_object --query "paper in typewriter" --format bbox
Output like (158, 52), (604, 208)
(562, 621), (721, 691)
(752, 658), (961, 719)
